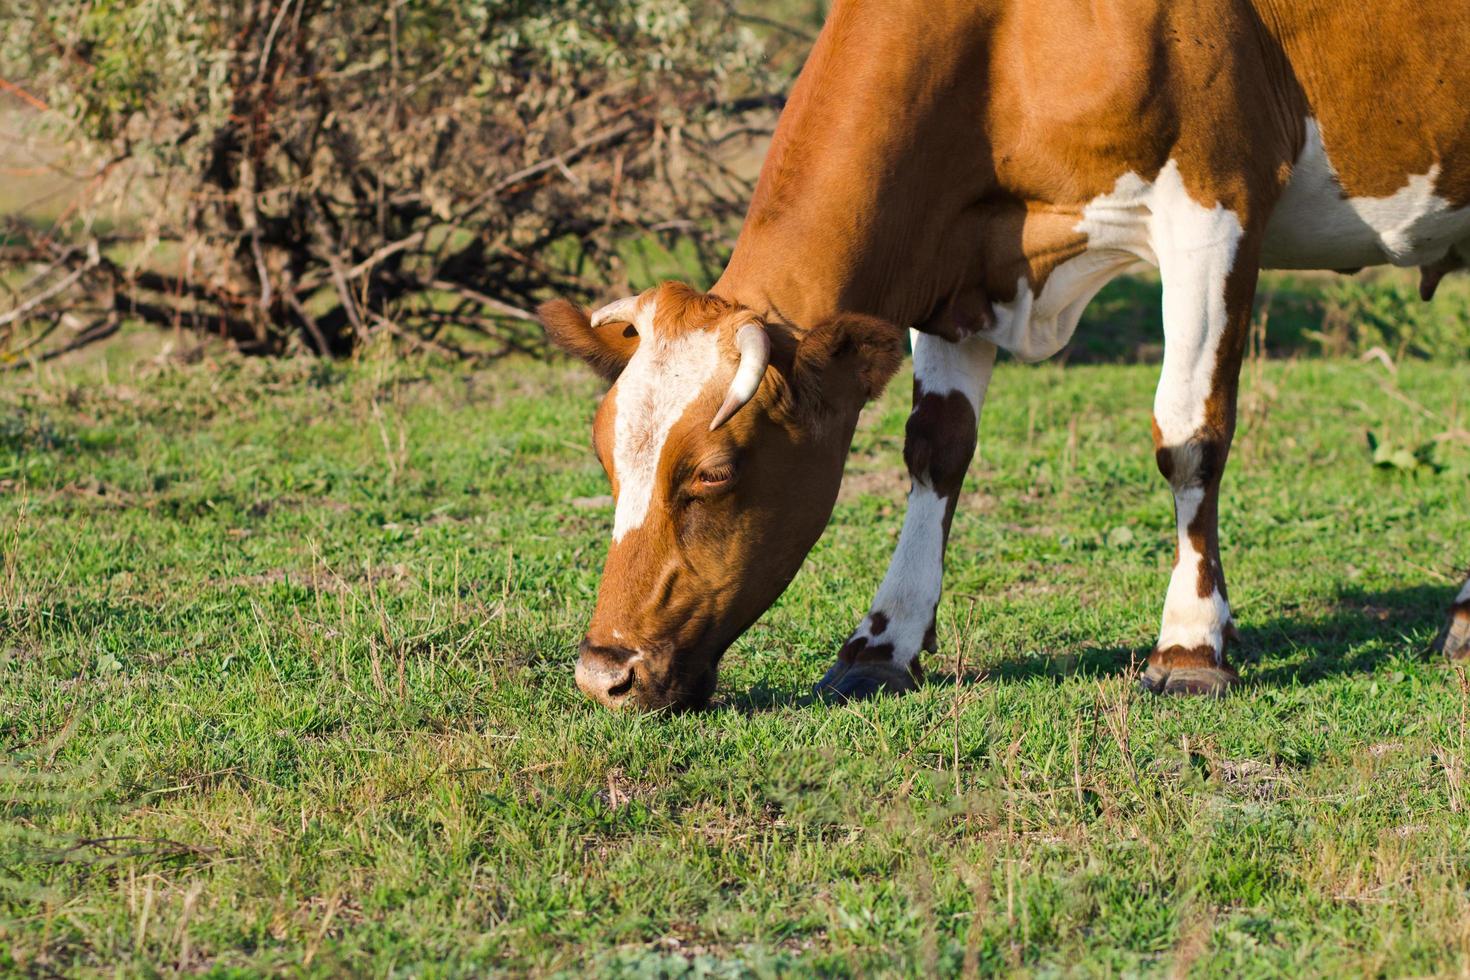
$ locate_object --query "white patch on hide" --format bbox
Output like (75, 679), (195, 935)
(982, 171), (1156, 361)
(1263, 119), (1470, 270)
(610, 327), (720, 541)
(1148, 160), (1245, 447)
(982, 251), (1143, 363)
(962, 160), (1246, 659)
(1157, 486), (1231, 654)
(864, 484), (949, 667)
(854, 334), (998, 664)
(912, 330), (998, 410)
(978, 160), (1242, 375)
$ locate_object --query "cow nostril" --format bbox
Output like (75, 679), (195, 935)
(606, 669), (635, 700)
(576, 642), (642, 705)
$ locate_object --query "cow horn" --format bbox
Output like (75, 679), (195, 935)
(709, 322), (770, 431)
(590, 295), (648, 331)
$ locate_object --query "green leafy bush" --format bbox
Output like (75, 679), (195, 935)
(1313, 276), (1470, 362)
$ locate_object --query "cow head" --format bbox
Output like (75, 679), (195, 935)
(540, 282), (903, 710)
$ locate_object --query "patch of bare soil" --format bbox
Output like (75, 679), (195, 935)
(1212, 759), (1293, 801)
(838, 467), (907, 504)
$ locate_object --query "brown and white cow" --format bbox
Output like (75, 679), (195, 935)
(542, 0), (1470, 710)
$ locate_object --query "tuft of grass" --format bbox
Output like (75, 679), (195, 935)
(0, 333), (1468, 975)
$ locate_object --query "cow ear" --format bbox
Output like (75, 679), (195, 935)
(791, 314), (905, 417)
(538, 299), (640, 382)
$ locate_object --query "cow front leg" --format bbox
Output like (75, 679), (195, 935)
(816, 332), (997, 700)
(1436, 578), (1470, 660)
(1138, 227), (1263, 696)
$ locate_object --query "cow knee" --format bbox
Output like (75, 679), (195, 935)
(1152, 428), (1228, 492)
(904, 387), (977, 497)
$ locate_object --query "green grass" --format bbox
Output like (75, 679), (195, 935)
(2, 338), (1469, 976)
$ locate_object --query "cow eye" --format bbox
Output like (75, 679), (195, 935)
(694, 465), (734, 488)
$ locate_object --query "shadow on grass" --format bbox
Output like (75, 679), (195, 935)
(727, 582), (1458, 712)
(723, 679), (817, 713)
(1243, 583), (1454, 687)
(973, 583), (1454, 690)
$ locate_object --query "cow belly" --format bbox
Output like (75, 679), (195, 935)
(1262, 119), (1470, 270)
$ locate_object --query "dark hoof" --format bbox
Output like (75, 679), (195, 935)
(1435, 609), (1470, 661)
(814, 659), (918, 702)
(1138, 662), (1239, 698)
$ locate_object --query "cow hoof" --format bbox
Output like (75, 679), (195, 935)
(1435, 609), (1470, 661)
(814, 660), (918, 702)
(1137, 662), (1239, 697)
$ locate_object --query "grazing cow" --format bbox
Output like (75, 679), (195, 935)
(541, 0), (1470, 710)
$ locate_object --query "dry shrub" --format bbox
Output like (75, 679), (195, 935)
(0, 0), (781, 361)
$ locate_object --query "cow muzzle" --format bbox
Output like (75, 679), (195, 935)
(574, 636), (719, 711)
(575, 640), (639, 708)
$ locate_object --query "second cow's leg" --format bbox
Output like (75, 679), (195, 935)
(1139, 227), (1263, 696)
(815, 332), (997, 700)
(1436, 577), (1470, 660)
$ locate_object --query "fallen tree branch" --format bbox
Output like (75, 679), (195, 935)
(426, 279), (536, 321)
(0, 242), (99, 329)
(3, 314), (120, 371)
(368, 311), (485, 361)
(328, 121), (642, 289)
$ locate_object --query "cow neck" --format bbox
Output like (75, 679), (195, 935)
(710, 0), (994, 336)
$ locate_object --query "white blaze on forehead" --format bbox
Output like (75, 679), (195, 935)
(610, 326), (722, 541)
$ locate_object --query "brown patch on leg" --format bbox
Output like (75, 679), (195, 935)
(822, 370), (982, 704)
(1139, 644), (1241, 698)
(1435, 601), (1470, 660)
(1155, 437), (1229, 602)
(1141, 229), (1260, 699)
(820, 632), (914, 701)
(820, 381), (974, 694)
(905, 387), (978, 501)
(851, 641), (897, 665)
(1150, 431), (1239, 696)
(1151, 417), (1173, 482)
(822, 603), (936, 702)
(837, 634), (894, 665)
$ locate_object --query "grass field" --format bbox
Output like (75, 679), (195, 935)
(2, 332), (1469, 975)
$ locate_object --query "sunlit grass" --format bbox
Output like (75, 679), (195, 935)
(2, 338), (1468, 974)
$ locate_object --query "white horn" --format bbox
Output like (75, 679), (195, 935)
(590, 295), (650, 332)
(709, 322), (771, 431)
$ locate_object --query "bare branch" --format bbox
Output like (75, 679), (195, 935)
(426, 279), (536, 321)
(2, 313), (120, 371)
(0, 241), (99, 329)
(0, 1), (787, 359)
